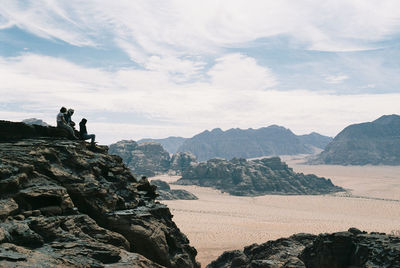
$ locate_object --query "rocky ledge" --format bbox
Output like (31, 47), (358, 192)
(176, 157), (343, 196)
(151, 180), (198, 201)
(208, 228), (400, 268)
(0, 121), (199, 267)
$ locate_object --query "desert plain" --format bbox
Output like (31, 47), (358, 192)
(152, 155), (400, 266)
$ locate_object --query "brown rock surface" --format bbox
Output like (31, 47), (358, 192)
(0, 121), (199, 267)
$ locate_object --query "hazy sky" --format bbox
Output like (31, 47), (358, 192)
(1, 1), (400, 144)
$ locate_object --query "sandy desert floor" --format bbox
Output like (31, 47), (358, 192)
(151, 157), (400, 267)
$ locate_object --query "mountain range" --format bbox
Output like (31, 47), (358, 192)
(139, 125), (332, 161)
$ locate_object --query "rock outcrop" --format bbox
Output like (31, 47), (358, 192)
(176, 126), (332, 161)
(176, 157), (343, 196)
(109, 140), (171, 177)
(151, 180), (198, 200)
(0, 121), (199, 267)
(207, 228), (400, 268)
(169, 152), (197, 175)
(314, 114), (400, 165)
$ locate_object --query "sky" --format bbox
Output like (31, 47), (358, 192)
(1, 0), (400, 144)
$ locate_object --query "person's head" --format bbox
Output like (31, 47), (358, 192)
(67, 109), (74, 115)
(81, 118), (87, 124)
(60, 107), (67, 113)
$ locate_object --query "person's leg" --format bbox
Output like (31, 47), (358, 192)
(83, 133), (95, 143)
(60, 123), (77, 139)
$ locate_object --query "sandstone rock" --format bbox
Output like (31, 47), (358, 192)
(207, 230), (400, 268)
(109, 140), (171, 177)
(170, 152), (197, 175)
(177, 157), (343, 196)
(0, 121), (199, 268)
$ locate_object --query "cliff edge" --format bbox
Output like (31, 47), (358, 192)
(0, 121), (199, 267)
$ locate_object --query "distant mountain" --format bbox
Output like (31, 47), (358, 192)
(315, 114), (400, 165)
(138, 136), (187, 153)
(176, 125), (332, 161)
(298, 132), (333, 151)
(22, 118), (49, 126)
(176, 157), (343, 196)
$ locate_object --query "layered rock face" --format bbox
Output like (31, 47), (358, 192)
(109, 140), (171, 177)
(151, 180), (198, 200)
(315, 114), (400, 165)
(0, 122), (199, 267)
(208, 228), (400, 268)
(176, 126), (332, 161)
(176, 157), (343, 196)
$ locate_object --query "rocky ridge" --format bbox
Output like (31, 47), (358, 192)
(176, 157), (343, 196)
(0, 121), (199, 267)
(207, 228), (400, 268)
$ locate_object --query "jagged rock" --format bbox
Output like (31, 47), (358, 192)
(0, 121), (199, 268)
(170, 152), (197, 175)
(208, 229), (400, 268)
(109, 140), (171, 177)
(314, 114), (400, 165)
(151, 180), (198, 200)
(176, 157), (343, 196)
(22, 118), (49, 127)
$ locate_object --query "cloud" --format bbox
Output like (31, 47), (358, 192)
(1, 53), (400, 144)
(2, 0), (400, 61)
(325, 74), (349, 84)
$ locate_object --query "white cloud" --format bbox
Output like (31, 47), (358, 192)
(1, 53), (400, 144)
(208, 54), (278, 90)
(325, 74), (349, 84)
(2, 0), (400, 59)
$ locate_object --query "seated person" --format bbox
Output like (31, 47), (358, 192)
(64, 108), (76, 127)
(79, 118), (96, 144)
(57, 107), (78, 139)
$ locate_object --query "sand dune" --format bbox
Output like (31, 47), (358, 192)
(152, 159), (400, 267)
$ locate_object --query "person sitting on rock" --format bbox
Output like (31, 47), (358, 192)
(57, 107), (78, 139)
(79, 118), (96, 145)
(64, 108), (76, 128)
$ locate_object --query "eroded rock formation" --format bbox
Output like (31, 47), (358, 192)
(176, 157), (343, 196)
(0, 121), (199, 267)
(109, 140), (171, 177)
(208, 228), (400, 268)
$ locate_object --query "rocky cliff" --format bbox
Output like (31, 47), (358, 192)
(207, 228), (400, 267)
(176, 126), (332, 161)
(315, 114), (400, 165)
(0, 121), (199, 267)
(176, 157), (343, 196)
(109, 140), (171, 177)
